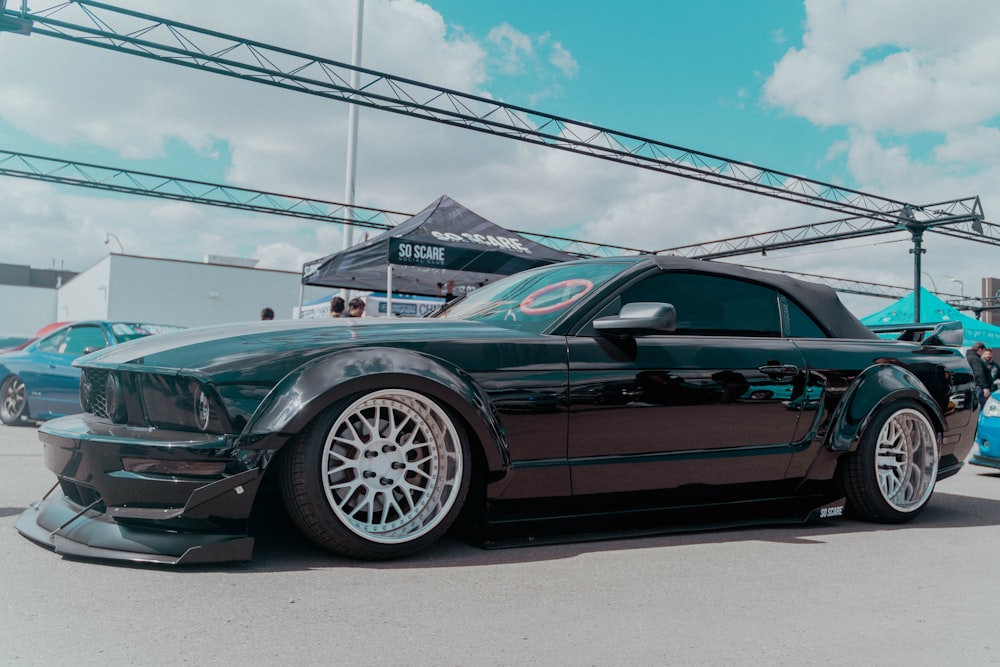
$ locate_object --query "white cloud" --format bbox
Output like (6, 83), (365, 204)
(935, 127), (1000, 164)
(487, 23), (534, 75)
(755, 0), (1000, 307)
(481, 23), (577, 102)
(0, 0), (516, 269)
(549, 41), (579, 78)
(764, 0), (1000, 133)
(0, 0), (593, 274)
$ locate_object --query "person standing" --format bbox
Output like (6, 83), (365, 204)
(347, 297), (366, 318)
(966, 341), (992, 405)
(437, 280), (457, 303)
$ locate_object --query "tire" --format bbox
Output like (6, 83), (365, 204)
(841, 400), (939, 523)
(279, 388), (471, 560)
(0, 375), (28, 425)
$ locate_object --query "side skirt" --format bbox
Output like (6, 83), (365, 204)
(473, 493), (846, 549)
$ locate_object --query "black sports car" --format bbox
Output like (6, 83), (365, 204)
(17, 256), (978, 564)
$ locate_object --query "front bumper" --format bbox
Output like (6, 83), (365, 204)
(16, 414), (264, 564)
(971, 413), (1000, 471)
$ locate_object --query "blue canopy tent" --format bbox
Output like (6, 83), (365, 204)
(861, 287), (1000, 348)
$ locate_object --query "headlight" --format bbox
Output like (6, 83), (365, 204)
(141, 376), (232, 433)
(105, 372), (127, 423)
(984, 395), (1000, 418)
(194, 386), (213, 431)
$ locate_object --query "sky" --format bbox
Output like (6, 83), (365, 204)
(1, 0), (999, 317)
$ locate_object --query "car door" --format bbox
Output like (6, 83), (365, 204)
(566, 270), (810, 496)
(24, 324), (109, 416)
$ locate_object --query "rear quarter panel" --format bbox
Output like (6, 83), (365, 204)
(786, 338), (976, 480)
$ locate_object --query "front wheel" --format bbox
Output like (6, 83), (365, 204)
(841, 401), (939, 522)
(279, 388), (471, 560)
(0, 375), (28, 425)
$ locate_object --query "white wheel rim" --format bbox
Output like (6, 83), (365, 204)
(321, 389), (463, 544)
(874, 408), (938, 512)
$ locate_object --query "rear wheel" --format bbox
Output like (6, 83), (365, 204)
(0, 375), (28, 425)
(279, 388), (470, 559)
(842, 401), (939, 522)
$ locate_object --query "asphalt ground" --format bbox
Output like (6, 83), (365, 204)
(2, 421), (1000, 666)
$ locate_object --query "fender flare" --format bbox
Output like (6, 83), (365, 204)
(237, 346), (510, 475)
(825, 362), (947, 452)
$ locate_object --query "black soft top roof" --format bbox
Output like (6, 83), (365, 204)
(627, 255), (877, 340)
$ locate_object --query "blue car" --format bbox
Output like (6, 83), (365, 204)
(0, 335), (30, 352)
(0, 321), (182, 425)
(972, 395), (1000, 469)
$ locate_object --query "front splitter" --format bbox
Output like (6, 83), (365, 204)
(16, 493), (254, 565)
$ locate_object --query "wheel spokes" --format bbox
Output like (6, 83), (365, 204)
(874, 409), (938, 511)
(2, 378), (25, 417)
(320, 390), (462, 543)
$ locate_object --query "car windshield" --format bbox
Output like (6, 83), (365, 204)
(111, 322), (184, 342)
(434, 259), (635, 333)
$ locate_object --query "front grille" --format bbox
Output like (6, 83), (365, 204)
(83, 368), (110, 418)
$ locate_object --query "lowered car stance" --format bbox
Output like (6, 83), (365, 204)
(17, 256), (978, 564)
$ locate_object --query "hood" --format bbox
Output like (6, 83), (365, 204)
(79, 318), (534, 379)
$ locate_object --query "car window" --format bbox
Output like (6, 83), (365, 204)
(35, 330), (69, 354)
(779, 295), (828, 338)
(60, 325), (109, 355)
(618, 272), (782, 337)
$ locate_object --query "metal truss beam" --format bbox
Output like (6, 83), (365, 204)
(0, 148), (646, 258)
(0, 149), (408, 231)
(658, 197), (989, 259)
(0, 148), (965, 302)
(0, 0), (952, 224)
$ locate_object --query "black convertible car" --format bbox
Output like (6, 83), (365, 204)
(17, 256), (978, 564)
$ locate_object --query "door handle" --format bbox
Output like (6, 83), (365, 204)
(758, 364), (799, 379)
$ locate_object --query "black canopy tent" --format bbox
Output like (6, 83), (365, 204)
(302, 195), (577, 307)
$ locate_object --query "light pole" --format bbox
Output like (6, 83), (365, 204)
(343, 0), (364, 253)
(948, 276), (964, 297)
(104, 232), (124, 254)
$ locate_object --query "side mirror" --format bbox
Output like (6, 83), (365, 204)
(594, 302), (676, 337)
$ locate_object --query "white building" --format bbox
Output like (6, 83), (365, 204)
(2, 254), (333, 336)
